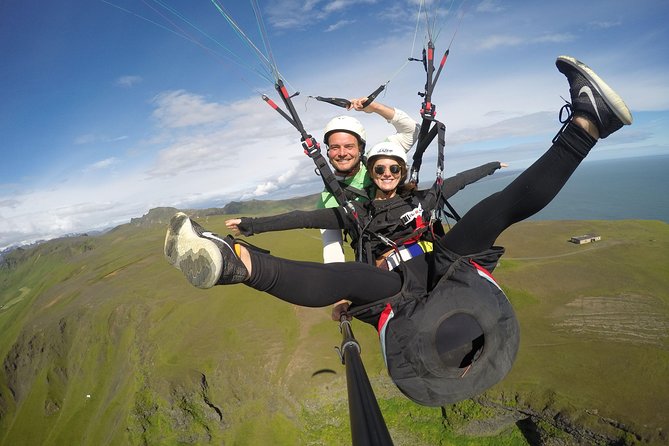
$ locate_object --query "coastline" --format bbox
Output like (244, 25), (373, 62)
(447, 154), (669, 224)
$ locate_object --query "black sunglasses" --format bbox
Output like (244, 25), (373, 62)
(373, 164), (402, 175)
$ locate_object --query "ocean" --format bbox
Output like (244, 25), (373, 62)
(446, 154), (669, 223)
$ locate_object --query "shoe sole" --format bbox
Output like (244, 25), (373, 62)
(164, 212), (223, 289)
(557, 55), (633, 126)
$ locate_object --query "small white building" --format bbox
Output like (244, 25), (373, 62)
(569, 234), (601, 244)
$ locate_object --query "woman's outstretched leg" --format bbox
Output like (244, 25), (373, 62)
(164, 212), (402, 307)
(244, 249), (401, 307)
(437, 56), (632, 258)
(439, 119), (596, 255)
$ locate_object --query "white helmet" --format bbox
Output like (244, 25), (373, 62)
(323, 116), (366, 147)
(365, 141), (407, 164)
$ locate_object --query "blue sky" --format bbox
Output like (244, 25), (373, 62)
(1, 0), (668, 250)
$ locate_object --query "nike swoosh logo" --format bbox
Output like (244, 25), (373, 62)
(202, 231), (226, 244)
(578, 85), (602, 124)
(202, 231), (236, 254)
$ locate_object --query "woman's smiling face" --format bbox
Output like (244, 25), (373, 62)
(371, 156), (403, 198)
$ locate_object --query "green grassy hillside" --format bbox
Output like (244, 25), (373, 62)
(489, 220), (669, 443)
(0, 217), (667, 445)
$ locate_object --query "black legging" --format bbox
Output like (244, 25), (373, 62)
(246, 122), (596, 307)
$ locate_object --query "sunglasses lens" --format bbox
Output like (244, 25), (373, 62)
(374, 164), (401, 175)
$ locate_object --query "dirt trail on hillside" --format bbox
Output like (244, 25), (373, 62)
(0, 286), (31, 311)
(505, 240), (619, 261)
(281, 306), (332, 385)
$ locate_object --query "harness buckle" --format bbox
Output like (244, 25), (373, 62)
(420, 101), (437, 120)
(302, 137), (321, 157)
(400, 212), (415, 225)
(436, 169), (443, 185)
(400, 204), (424, 225)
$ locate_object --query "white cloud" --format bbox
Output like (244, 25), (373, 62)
(147, 132), (234, 177)
(475, 32), (574, 51)
(116, 75), (142, 88)
(86, 157), (119, 171)
(448, 112), (555, 145)
(252, 165), (302, 196)
(146, 91), (306, 179)
(75, 134), (129, 145)
(0, 190), (135, 250)
(322, 0), (372, 14)
(476, 34), (524, 50)
(151, 90), (232, 128)
(75, 134), (99, 145)
(0, 199), (20, 209)
(476, 0), (505, 13)
(265, 0), (377, 29)
(589, 20), (622, 29)
(325, 19), (356, 32)
(535, 33), (574, 43)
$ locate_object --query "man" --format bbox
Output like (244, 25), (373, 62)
(317, 98), (419, 262)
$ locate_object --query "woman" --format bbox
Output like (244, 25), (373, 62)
(164, 56), (633, 405)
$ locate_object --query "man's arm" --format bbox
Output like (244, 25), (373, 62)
(317, 188), (352, 263)
(350, 99), (396, 120)
(349, 99), (419, 153)
(320, 228), (345, 263)
(384, 108), (420, 152)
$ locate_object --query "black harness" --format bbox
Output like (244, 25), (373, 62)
(348, 187), (447, 265)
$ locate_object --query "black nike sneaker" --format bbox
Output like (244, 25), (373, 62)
(164, 212), (248, 288)
(556, 55), (633, 138)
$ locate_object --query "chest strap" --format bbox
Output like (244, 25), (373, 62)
(375, 240), (433, 270)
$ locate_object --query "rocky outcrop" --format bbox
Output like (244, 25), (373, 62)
(130, 371), (227, 445)
(456, 396), (652, 445)
(129, 207), (180, 227)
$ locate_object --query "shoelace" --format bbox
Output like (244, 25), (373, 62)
(552, 100), (573, 143)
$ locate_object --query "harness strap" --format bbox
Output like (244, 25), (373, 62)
(408, 38), (460, 222)
(376, 240), (433, 271)
(347, 290), (405, 320)
(339, 183), (370, 201)
(311, 83), (387, 109)
(410, 123), (439, 183)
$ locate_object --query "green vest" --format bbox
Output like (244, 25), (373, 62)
(316, 165), (373, 209)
